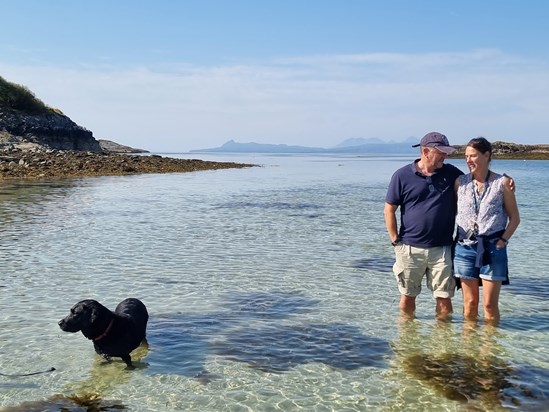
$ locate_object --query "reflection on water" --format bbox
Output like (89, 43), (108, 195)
(1, 156), (549, 411)
(390, 319), (549, 411)
(402, 322), (511, 405)
(404, 353), (512, 403)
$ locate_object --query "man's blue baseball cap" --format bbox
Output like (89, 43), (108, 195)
(412, 132), (456, 154)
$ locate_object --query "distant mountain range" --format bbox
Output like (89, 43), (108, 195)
(190, 137), (419, 154)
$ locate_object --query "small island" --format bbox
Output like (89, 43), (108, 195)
(0, 75), (254, 179)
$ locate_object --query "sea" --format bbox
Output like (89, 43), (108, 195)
(0, 153), (548, 411)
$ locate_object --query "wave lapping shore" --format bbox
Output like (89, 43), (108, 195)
(0, 148), (255, 179)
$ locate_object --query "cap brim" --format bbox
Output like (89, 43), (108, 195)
(434, 146), (457, 154)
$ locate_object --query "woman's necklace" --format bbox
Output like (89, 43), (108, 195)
(473, 170), (491, 193)
(472, 170), (491, 211)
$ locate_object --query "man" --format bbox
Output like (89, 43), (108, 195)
(384, 132), (463, 319)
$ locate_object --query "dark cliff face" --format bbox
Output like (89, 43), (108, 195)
(0, 107), (102, 152)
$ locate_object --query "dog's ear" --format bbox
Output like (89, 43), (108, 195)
(89, 306), (99, 324)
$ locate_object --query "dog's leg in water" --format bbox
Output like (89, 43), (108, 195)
(121, 354), (134, 369)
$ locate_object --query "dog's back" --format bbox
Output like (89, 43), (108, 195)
(115, 298), (148, 335)
(115, 298), (148, 322)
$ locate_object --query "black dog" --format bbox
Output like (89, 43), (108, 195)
(58, 298), (148, 368)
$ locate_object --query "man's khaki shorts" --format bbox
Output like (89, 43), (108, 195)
(393, 244), (455, 298)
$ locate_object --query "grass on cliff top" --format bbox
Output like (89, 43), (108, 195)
(0, 75), (62, 115)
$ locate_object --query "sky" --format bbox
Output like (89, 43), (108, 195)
(1, 0), (549, 152)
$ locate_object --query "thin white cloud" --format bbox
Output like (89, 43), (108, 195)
(1, 49), (548, 151)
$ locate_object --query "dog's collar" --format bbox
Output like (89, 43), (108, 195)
(93, 319), (114, 342)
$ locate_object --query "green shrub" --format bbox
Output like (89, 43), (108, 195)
(0, 75), (50, 114)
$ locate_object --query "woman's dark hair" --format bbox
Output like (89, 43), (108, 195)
(467, 137), (492, 160)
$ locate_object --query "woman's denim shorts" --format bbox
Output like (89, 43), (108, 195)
(454, 241), (509, 281)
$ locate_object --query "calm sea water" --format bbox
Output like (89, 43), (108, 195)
(0, 153), (548, 411)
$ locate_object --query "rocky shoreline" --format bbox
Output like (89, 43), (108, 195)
(2, 140), (548, 180)
(448, 141), (549, 160)
(0, 148), (255, 180)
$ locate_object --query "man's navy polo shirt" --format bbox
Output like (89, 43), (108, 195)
(386, 160), (463, 248)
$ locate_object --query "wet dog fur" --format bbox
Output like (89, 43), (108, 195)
(58, 298), (148, 368)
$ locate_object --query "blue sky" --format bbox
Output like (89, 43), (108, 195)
(2, 0), (548, 152)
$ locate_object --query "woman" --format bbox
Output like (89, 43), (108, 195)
(454, 137), (520, 323)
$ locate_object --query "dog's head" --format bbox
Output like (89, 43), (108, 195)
(58, 299), (108, 338)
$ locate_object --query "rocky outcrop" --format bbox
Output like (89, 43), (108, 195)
(0, 76), (256, 178)
(0, 107), (102, 152)
(0, 148), (255, 179)
(98, 139), (149, 153)
(449, 141), (549, 160)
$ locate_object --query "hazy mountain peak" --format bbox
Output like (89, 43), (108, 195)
(334, 137), (385, 148)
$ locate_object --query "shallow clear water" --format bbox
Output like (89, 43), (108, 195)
(0, 154), (548, 411)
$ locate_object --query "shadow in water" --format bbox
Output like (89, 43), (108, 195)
(145, 290), (389, 377)
(215, 200), (323, 218)
(351, 256), (393, 271)
(223, 290), (319, 319)
(500, 314), (549, 332)
(508, 277), (549, 300)
(213, 323), (390, 373)
(145, 312), (224, 379)
(498, 277), (549, 331)
(506, 365), (549, 411)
